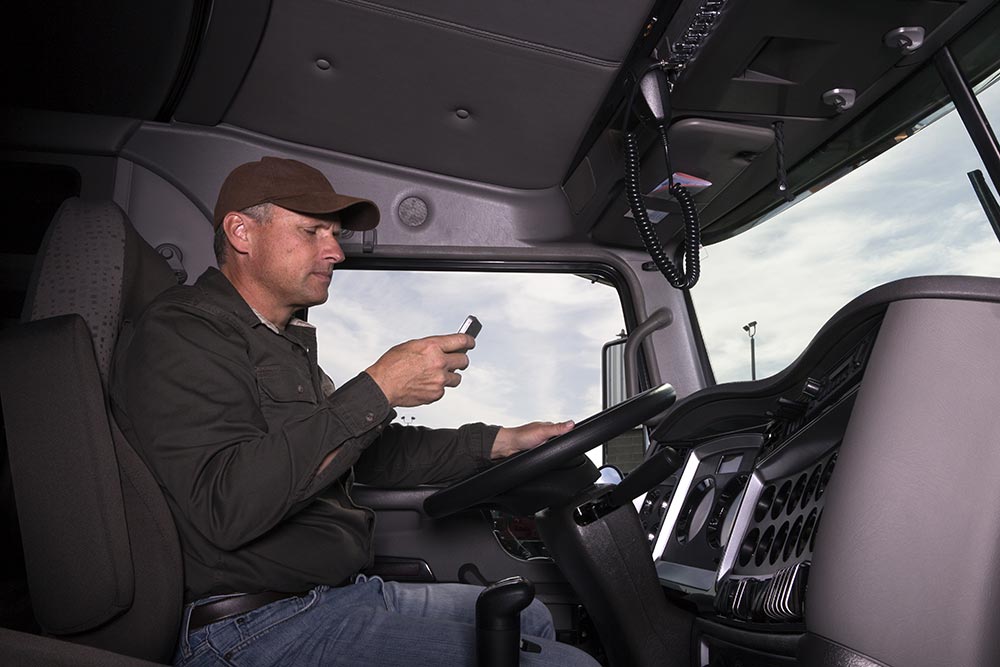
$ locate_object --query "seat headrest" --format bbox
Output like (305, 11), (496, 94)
(21, 198), (177, 385)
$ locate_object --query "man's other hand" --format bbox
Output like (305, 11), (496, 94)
(491, 420), (575, 459)
(365, 334), (475, 408)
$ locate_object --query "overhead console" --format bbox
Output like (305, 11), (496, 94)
(582, 0), (1000, 248)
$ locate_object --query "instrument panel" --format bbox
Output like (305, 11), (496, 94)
(648, 434), (760, 593)
(641, 321), (879, 627)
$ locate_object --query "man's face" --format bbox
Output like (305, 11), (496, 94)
(247, 206), (345, 310)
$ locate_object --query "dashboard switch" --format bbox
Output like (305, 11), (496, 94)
(802, 377), (822, 399)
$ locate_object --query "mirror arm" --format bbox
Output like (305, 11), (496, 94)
(624, 308), (673, 398)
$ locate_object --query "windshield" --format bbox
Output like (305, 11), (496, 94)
(692, 70), (1000, 383)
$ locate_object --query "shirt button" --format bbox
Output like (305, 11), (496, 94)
(365, 412), (375, 423)
(297, 385), (304, 393)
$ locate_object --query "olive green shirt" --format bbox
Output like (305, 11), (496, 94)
(110, 268), (497, 602)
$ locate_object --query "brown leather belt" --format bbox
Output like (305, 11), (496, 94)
(188, 591), (310, 633)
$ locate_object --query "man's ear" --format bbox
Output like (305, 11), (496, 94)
(222, 212), (252, 256)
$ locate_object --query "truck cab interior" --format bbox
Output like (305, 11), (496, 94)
(3, 1), (1000, 666)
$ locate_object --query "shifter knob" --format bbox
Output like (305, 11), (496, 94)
(476, 576), (535, 667)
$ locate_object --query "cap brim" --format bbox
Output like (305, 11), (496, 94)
(272, 192), (380, 231)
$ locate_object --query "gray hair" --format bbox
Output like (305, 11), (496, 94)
(214, 203), (274, 266)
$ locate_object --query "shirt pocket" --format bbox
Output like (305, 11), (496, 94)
(255, 365), (318, 416)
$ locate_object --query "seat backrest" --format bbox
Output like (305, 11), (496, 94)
(0, 198), (182, 663)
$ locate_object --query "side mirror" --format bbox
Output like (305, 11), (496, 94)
(600, 335), (649, 473)
(597, 465), (624, 485)
(601, 336), (628, 409)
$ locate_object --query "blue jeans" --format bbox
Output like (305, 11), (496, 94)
(175, 577), (600, 666)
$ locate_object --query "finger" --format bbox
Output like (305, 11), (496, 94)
(444, 370), (462, 388)
(540, 420), (575, 439)
(432, 333), (476, 352)
(445, 352), (470, 371)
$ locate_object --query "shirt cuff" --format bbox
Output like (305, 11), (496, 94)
(327, 372), (393, 436)
(460, 422), (501, 469)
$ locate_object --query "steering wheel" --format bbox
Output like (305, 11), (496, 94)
(424, 383), (677, 518)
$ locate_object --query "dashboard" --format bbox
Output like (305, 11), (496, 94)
(639, 297), (882, 631)
(626, 275), (1000, 667)
(624, 276), (1000, 667)
(477, 276), (1000, 667)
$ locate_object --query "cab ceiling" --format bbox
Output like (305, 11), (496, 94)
(194, 0), (657, 189)
(5, 0), (998, 247)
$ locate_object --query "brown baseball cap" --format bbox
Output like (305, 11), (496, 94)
(213, 156), (380, 231)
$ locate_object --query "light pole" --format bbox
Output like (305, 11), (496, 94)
(742, 321), (757, 380)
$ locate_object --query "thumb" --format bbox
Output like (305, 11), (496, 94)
(552, 420), (575, 435)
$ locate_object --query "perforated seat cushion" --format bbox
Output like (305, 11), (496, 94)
(21, 198), (176, 384)
(23, 199), (125, 381)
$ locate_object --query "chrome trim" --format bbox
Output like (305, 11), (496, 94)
(650, 448), (701, 561)
(717, 470), (765, 583)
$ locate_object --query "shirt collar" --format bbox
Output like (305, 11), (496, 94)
(249, 305), (315, 334)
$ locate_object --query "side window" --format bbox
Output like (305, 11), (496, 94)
(310, 270), (627, 466)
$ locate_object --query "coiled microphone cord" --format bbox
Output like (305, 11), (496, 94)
(624, 127), (701, 289)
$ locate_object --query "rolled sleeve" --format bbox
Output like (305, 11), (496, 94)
(324, 372), (392, 435)
(354, 420), (499, 487)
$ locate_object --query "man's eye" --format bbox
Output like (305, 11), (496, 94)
(304, 228), (318, 235)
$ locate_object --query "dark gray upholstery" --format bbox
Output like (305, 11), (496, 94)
(0, 626), (162, 667)
(0, 199), (181, 663)
(1, 316), (134, 632)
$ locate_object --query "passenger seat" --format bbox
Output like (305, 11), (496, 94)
(0, 198), (182, 663)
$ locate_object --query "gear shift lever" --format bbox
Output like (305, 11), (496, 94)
(476, 576), (535, 667)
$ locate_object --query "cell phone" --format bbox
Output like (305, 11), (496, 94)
(458, 315), (482, 339)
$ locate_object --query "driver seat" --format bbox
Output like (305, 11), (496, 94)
(0, 198), (182, 663)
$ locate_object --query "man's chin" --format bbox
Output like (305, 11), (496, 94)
(295, 287), (330, 309)
(305, 274), (333, 305)
(305, 291), (329, 307)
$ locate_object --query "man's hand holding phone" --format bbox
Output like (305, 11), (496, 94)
(458, 315), (481, 340)
(365, 316), (484, 408)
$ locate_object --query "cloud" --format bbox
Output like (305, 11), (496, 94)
(692, 85), (1000, 383)
(311, 271), (625, 435)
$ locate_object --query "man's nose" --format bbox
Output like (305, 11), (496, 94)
(323, 232), (345, 263)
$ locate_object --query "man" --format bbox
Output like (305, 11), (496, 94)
(110, 157), (599, 666)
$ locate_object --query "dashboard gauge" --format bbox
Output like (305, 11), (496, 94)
(675, 478), (715, 544)
(707, 473), (750, 549)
